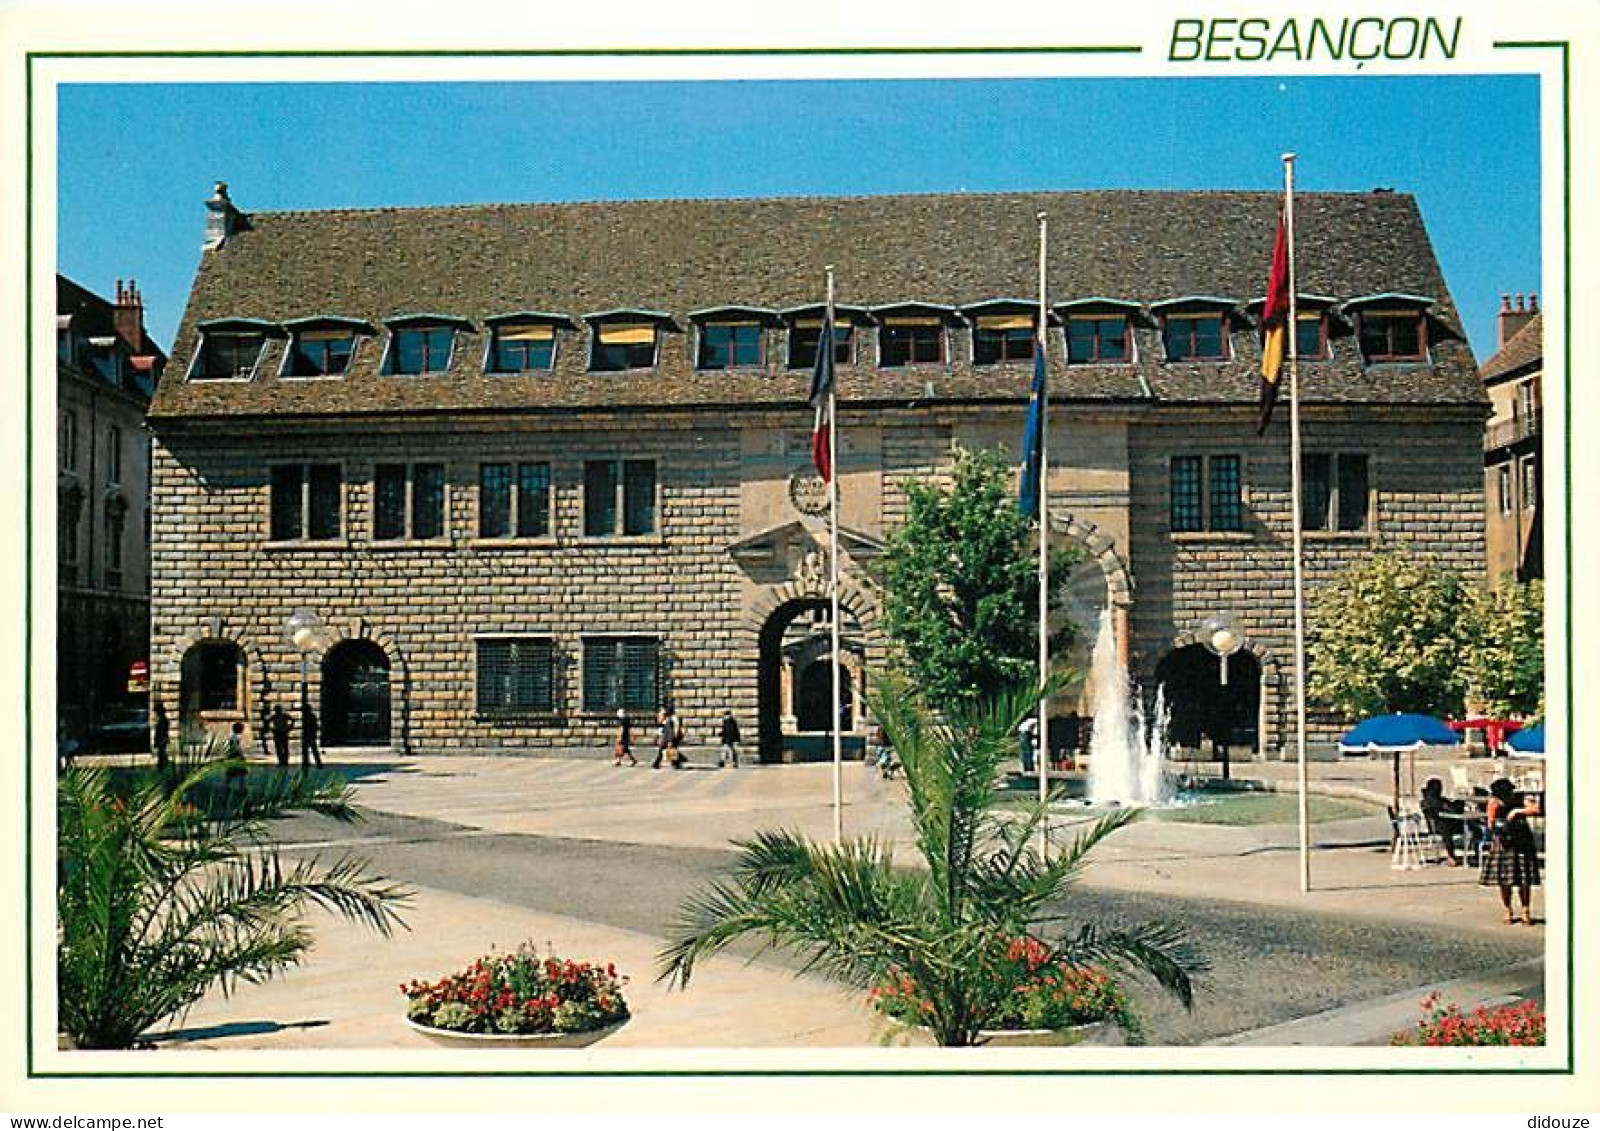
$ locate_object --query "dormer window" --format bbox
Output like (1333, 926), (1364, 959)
(282, 318), (372, 378)
(969, 310), (1037, 365)
(190, 319), (274, 381)
(1161, 312), (1227, 361)
(586, 311), (673, 372)
(874, 306), (953, 367)
(485, 313), (571, 374)
(1066, 315), (1128, 363)
(782, 305), (862, 370)
(1357, 309), (1425, 362)
(698, 323), (763, 369)
(383, 316), (470, 376)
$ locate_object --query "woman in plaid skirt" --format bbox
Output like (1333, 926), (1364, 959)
(1479, 777), (1541, 924)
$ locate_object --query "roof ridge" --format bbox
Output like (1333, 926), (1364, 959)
(247, 186), (1409, 220)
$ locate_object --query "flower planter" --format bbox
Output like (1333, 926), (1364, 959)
(405, 1016), (627, 1049)
(879, 1020), (1122, 1047)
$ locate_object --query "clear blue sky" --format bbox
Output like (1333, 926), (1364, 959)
(57, 75), (1540, 361)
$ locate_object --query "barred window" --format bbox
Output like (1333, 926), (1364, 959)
(476, 637), (555, 713)
(1172, 454), (1243, 533)
(376, 463), (446, 541)
(582, 636), (659, 712)
(1170, 456), (1202, 533)
(584, 459), (656, 537)
(270, 463), (343, 541)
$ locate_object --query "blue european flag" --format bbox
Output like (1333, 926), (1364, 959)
(1017, 345), (1046, 517)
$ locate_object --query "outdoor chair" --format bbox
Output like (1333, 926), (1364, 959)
(1448, 764), (1475, 796)
(1389, 807), (1433, 870)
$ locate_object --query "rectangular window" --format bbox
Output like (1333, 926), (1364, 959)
(1170, 456), (1203, 533)
(286, 330), (357, 377)
(480, 462), (551, 538)
(192, 331), (265, 380)
(476, 637), (555, 714)
(1520, 458), (1538, 510)
(1294, 313), (1325, 359)
(479, 463), (514, 539)
(1516, 380), (1539, 424)
(1066, 316), (1128, 363)
(516, 462), (551, 538)
(582, 636), (659, 712)
(583, 458), (656, 536)
(972, 315), (1035, 365)
(60, 409), (78, 472)
(1162, 313), (1226, 361)
(388, 327), (455, 375)
(490, 324), (557, 373)
(1302, 453), (1369, 532)
(270, 463), (342, 541)
(374, 462), (446, 541)
(591, 324), (657, 372)
(1358, 311), (1425, 362)
(104, 505), (125, 584)
(1209, 455), (1243, 532)
(880, 319), (944, 367)
(698, 323), (764, 369)
(1497, 464), (1514, 515)
(787, 321), (853, 370)
(106, 426), (123, 485)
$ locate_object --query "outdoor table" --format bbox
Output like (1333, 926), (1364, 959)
(1432, 807), (1488, 865)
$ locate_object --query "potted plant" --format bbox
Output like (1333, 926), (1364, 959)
(658, 675), (1204, 1047)
(869, 937), (1140, 1046)
(401, 944), (630, 1048)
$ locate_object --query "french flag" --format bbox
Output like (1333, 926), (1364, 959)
(808, 313), (836, 481)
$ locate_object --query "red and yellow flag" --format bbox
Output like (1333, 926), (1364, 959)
(1257, 210), (1290, 435)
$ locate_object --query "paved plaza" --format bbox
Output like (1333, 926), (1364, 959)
(146, 748), (1548, 1053)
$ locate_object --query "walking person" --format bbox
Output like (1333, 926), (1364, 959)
(1017, 716), (1038, 774)
(651, 708), (671, 770)
(300, 698), (323, 771)
(268, 704), (294, 770)
(666, 706), (687, 769)
(1479, 777), (1541, 924)
(718, 710), (741, 768)
(613, 709), (638, 766)
(152, 701), (171, 773)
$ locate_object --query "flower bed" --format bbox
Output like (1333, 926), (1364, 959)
(868, 936), (1140, 1042)
(1390, 994), (1545, 1046)
(401, 944), (629, 1038)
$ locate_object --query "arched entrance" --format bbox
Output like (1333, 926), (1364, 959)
(178, 640), (245, 731)
(756, 598), (865, 763)
(1154, 644), (1260, 754)
(322, 639), (391, 747)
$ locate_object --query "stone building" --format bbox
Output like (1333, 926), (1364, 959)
(1480, 293), (1542, 584)
(146, 185), (1485, 761)
(57, 276), (164, 741)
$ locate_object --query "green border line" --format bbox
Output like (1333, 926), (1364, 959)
(27, 43), (1569, 1080)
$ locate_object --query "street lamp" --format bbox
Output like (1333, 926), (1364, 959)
(285, 608), (324, 711)
(1201, 616), (1244, 781)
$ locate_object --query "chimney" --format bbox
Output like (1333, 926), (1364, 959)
(1497, 291), (1539, 348)
(204, 181), (247, 249)
(112, 278), (144, 353)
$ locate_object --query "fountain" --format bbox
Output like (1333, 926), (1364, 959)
(1085, 608), (1172, 806)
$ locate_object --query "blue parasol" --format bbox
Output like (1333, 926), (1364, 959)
(1506, 722), (1545, 756)
(1338, 713), (1461, 752)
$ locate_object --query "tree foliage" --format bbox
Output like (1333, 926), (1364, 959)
(58, 754), (410, 1049)
(880, 447), (1078, 709)
(1307, 551), (1472, 719)
(1460, 579), (1545, 717)
(657, 673), (1204, 1046)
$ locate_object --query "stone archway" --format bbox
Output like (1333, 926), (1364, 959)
(315, 618), (407, 753)
(168, 617), (265, 752)
(1160, 628), (1281, 757)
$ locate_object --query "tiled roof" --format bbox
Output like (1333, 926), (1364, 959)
(150, 189), (1483, 422)
(1480, 312), (1542, 383)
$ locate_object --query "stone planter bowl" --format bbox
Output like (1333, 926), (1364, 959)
(405, 1016), (627, 1049)
(880, 1019), (1123, 1047)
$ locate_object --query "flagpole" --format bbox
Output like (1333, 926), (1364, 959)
(1283, 153), (1311, 893)
(826, 265), (844, 847)
(1036, 212), (1050, 852)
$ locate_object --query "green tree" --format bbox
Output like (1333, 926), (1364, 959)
(657, 674), (1203, 1046)
(1461, 579), (1545, 717)
(880, 447), (1077, 709)
(1307, 550), (1472, 719)
(58, 756), (410, 1049)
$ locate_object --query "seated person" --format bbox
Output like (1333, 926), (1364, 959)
(1419, 777), (1469, 865)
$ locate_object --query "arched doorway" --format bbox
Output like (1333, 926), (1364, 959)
(322, 639), (391, 747)
(796, 658), (854, 733)
(756, 598), (865, 763)
(178, 640), (245, 732)
(1154, 644), (1260, 754)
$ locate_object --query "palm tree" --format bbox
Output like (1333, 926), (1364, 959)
(57, 753), (410, 1049)
(657, 675), (1204, 1046)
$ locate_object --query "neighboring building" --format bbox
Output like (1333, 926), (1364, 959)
(1480, 293), (1542, 584)
(147, 184), (1485, 761)
(57, 276), (164, 741)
